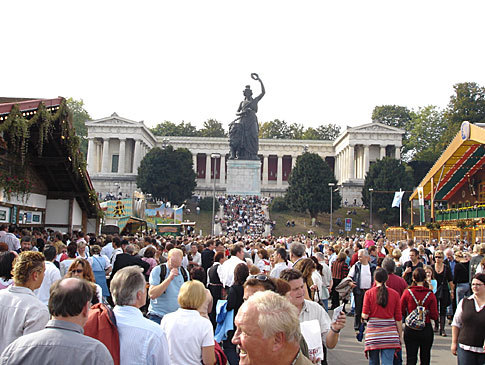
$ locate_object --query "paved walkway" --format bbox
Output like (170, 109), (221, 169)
(326, 311), (456, 365)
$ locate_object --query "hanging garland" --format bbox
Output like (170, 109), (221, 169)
(0, 99), (99, 211)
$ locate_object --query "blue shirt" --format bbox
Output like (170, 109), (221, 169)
(148, 265), (189, 317)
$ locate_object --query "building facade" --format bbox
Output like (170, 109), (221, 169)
(86, 113), (404, 203)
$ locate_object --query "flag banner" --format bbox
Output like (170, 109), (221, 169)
(391, 191), (405, 208)
(417, 187), (424, 206)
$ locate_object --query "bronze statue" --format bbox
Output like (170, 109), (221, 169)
(229, 73), (265, 160)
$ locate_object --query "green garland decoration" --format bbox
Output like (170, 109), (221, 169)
(0, 99), (100, 213)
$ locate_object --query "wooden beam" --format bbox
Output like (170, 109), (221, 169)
(47, 192), (85, 199)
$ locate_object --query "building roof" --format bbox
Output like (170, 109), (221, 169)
(0, 97), (99, 218)
(409, 122), (485, 201)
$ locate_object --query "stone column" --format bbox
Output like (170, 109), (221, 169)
(395, 146), (401, 160)
(87, 138), (96, 174)
(118, 138), (126, 174)
(364, 145), (370, 176)
(277, 155), (283, 187)
(263, 155), (269, 185)
(380, 146), (386, 160)
(205, 154), (211, 184)
(102, 139), (110, 173)
(133, 139), (141, 173)
(192, 154), (197, 173)
(344, 148), (348, 181)
(349, 145), (355, 180)
(291, 155), (297, 168)
(220, 155), (226, 183)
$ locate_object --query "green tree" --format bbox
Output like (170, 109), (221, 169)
(288, 123), (304, 139)
(361, 158), (414, 225)
(301, 124), (341, 140)
(440, 82), (485, 149)
(372, 105), (412, 129)
(150, 121), (198, 136)
(259, 119), (290, 139)
(66, 98), (91, 159)
(199, 119), (226, 137)
(136, 146), (196, 204)
(406, 105), (446, 163)
(285, 153), (341, 219)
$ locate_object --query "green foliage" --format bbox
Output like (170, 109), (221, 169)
(406, 106), (446, 162)
(270, 197), (289, 212)
(362, 158), (414, 225)
(66, 98), (91, 159)
(408, 160), (434, 187)
(372, 105), (412, 129)
(198, 197), (219, 211)
(199, 119), (227, 137)
(440, 82), (485, 149)
(285, 153), (341, 218)
(259, 119), (341, 141)
(136, 146), (196, 205)
(150, 121), (199, 137)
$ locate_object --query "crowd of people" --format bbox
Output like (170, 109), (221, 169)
(0, 219), (484, 364)
(217, 195), (272, 236)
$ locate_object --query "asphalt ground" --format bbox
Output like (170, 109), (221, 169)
(326, 310), (456, 365)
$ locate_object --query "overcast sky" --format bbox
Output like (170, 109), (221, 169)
(3, 0), (485, 131)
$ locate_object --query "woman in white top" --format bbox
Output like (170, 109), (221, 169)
(160, 280), (215, 365)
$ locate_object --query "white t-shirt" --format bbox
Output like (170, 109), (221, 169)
(348, 263), (372, 289)
(160, 308), (214, 365)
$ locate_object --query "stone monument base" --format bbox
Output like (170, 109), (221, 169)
(226, 160), (261, 195)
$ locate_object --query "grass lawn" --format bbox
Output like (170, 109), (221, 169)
(271, 207), (379, 237)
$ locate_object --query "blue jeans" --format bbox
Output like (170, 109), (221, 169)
(322, 299), (329, 312)
(455, 283), (470, 307)
(368, 348), (395, 365)
(148, 313), (163, 324)
(457, 346), (485, 365)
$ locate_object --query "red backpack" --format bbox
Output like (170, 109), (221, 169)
(84, 303), (120, 365)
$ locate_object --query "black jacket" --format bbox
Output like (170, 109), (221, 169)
(111, 253), (150, 279)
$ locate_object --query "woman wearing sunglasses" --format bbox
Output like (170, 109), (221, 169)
(66, 258), (102, 304)
(451, 273), (485, 364)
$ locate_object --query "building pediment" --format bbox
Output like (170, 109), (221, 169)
(86, 113), (142, 127)
(349, 122), (404, 134)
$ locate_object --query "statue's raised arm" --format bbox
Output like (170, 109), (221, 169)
(251, 73), (265, 103)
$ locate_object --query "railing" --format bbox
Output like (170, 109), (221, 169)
(436, 206), (485, 221)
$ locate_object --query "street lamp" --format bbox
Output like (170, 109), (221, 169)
(211, 153), (221, 236)
(328, 183), (335, 236)
(369, 188), (374, 231)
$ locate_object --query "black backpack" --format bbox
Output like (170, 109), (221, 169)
(159, 263), (188, 283)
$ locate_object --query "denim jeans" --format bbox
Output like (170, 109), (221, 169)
(455, 283), (470, 307)
(147, 313), (163, 324)
(368, 348), (395, 365)
(457, 346), (485, 365)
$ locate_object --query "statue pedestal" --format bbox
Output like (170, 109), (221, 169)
(226, 160), (261, 195)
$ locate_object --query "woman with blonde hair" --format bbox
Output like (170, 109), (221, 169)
(160, 280), (215, 365)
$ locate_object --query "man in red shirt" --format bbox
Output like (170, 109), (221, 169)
(350, 243), (362, 267)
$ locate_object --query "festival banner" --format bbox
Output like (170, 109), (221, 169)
(100, 199), (132, 218)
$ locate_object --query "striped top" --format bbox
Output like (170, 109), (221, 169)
(331, 260), (349, 279)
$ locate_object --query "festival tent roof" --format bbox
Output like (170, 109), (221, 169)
(409, 122), (485, 202)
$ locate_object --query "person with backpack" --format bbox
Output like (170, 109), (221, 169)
(401, 267), (438, 365)
(147, 248), (189, 324)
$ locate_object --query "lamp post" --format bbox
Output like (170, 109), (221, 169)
(328, 183), (335, 236)
(369, 188), (374, 231)
(211, 153), (221, 236)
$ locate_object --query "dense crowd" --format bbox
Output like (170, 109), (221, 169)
(0, 220), (484, 365)
(217, 195), (272, 236)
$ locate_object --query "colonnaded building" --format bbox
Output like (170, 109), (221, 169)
(86, 113), (404, 204)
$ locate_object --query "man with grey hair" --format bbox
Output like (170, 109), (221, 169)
(290, 242), (305, 266)
(348, 248), (376, 331)
(232, 290), (313, 365)
(111, 266), (169, 364)
(0, 278), (112, 364)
